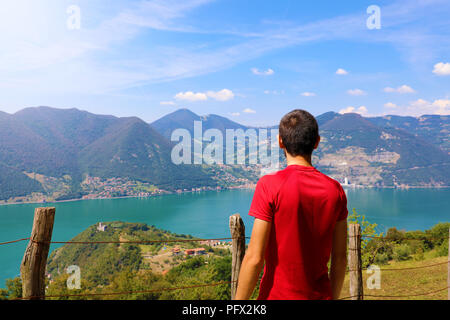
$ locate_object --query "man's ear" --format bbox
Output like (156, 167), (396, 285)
(278, 134), (285, 149)
(314, 135), (321, 150)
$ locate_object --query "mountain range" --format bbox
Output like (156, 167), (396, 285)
(0, 107), (448, 203)
(0, 107), (225, 203)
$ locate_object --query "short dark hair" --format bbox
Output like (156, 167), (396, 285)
(279, 109), (319, 156)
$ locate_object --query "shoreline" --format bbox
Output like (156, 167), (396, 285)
(0, 184), (449, 207)
(0, 184), (257, 207)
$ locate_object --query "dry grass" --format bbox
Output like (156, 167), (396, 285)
(340, 255), (448, 300)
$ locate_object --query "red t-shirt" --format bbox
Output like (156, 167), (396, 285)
(249, 164), (348, 300)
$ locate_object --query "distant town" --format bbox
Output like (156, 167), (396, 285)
(0, 173), (257, 205)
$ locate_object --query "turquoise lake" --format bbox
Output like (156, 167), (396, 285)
(0, 188), (449, 287)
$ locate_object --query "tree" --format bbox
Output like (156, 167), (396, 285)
(348, 209), (385, 267)
(0, 289), (8, 300)
(3, 278), (22, 299)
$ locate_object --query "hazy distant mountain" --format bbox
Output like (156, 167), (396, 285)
(151, 108), (248, 140)
(315, 113), (450, 186)
(0, 107), (449, 202)
(151, 109), (450, 187)
(316, 111), (340, 126)
(367, 114), (450, 153)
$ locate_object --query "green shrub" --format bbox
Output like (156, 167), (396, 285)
(374, 252), (390, 265)
(393, 244), (412, 261)
(414, 247), (425, 261)
(408, 239), (425, 254)
(435, 241), (448, 257)
(386, 227), (405, 244)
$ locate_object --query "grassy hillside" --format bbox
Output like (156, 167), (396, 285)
(42, 222), (234, 300)
(343, 212), (450, 300)
(340, 254), (448, 300)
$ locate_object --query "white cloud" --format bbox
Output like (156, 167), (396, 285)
(429, 99), (450, 114)
(336, 68), (348, 75)
(433, 62), (450, 76)
(347, 89), (366, 96)
(174, 91), (208, 102)
(384, 102), (398, 108)
(251, 68), (274, 76)
(264, 90), (284, 95)
(230, 112), (240, 116)
(174, 89), (234, 102)
(383, 98), (450, 116)
(339, 106), (368, 115)
(243, 108), (256, 114)
(160, 101), (176, 105)
(301, 92), (316, 97)
(206, 88), (235, 101)
(384, 85), (415, 94)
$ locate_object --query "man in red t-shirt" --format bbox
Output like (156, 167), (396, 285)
(235, 109), (348, 300)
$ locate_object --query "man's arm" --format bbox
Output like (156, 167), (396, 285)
(234, 218), (271, 300)
(329, 219), (347, 300)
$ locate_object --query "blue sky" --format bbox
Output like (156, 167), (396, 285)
(0, 0), (449, 126)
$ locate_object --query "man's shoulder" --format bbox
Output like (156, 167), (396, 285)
(259, 166), (344, 192)
(316, 170), (342, 185)
(311, 169), (345, 194)
(258, 167), (289, 184)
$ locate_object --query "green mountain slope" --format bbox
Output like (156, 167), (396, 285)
(78, 116), (215, 189)
(44, 222), (233, 300)
(0, 107), (219, 202)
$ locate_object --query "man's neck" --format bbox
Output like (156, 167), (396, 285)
(285, 153), (314, 167)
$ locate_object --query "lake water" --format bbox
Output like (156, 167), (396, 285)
(0, 188), (449, 287)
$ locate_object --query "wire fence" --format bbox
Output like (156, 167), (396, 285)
(0, 238), (30, 246)
(338, 286), (449, 300)
(0, 236), (251, 246)
(11, 281), (236, 301)
(1, 227), (449, 300)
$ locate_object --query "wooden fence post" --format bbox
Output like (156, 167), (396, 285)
(348, 223), (363, 300)
(448, 227), (449, 301)
(229, 213), (245, 300)
(20, 207), (56, 300)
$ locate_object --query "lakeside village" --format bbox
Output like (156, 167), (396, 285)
(78, 174), (362, 201)
(46, 222), (233, 282)
(0, 172), (256, 205)
(80, 175), (256, 200)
